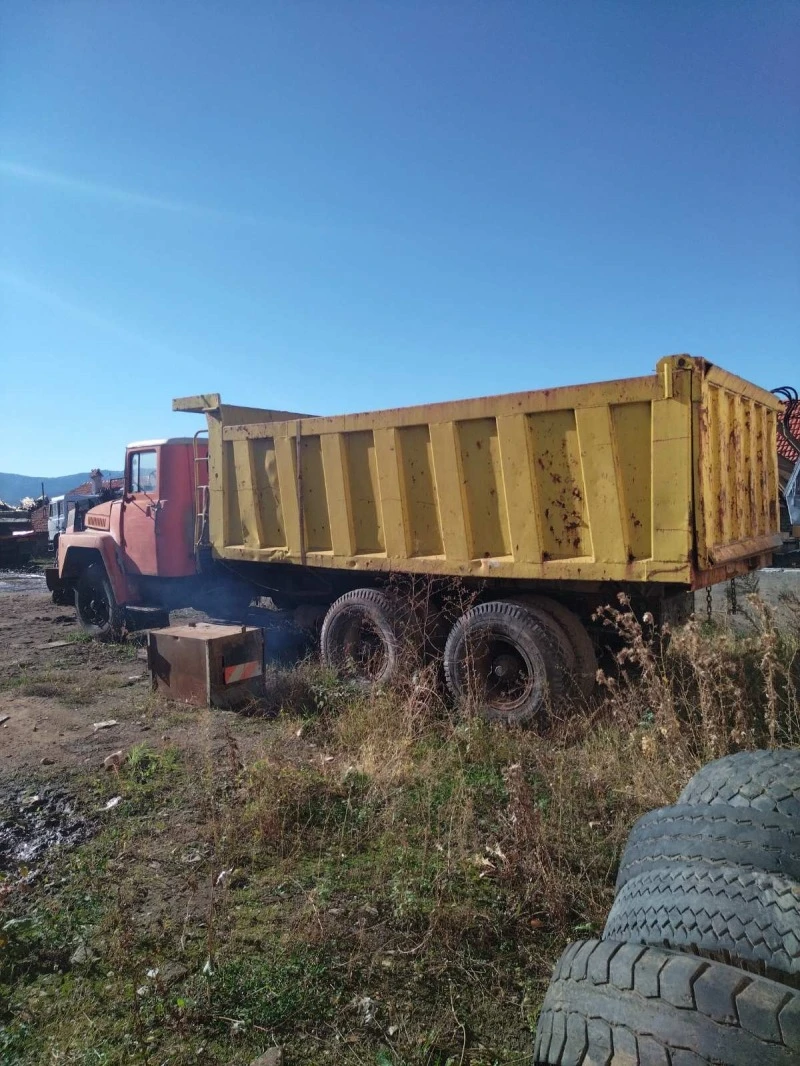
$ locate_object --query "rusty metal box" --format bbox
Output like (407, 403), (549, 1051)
(148, 623), (264, 709)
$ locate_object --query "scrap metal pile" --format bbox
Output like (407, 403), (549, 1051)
(0, 499), (45, 567)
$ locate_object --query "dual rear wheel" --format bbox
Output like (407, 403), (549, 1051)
(320, 589), (594, 724)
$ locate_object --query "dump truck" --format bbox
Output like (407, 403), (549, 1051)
(48, 355), (785, 723)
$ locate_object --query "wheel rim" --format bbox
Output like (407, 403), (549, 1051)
(463, 626), (546, 714)
(81, 583), (110, 628)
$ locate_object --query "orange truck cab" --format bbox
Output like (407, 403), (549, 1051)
(46, 436), (246, 639)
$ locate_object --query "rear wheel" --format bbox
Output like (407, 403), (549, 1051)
(320, 589), (409, 687)
(443, 600), (565, 724)
(507, 595), (596, 698)
(75, 563), (125, 641)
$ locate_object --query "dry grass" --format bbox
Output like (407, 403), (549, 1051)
(4, 594), (800, 1064)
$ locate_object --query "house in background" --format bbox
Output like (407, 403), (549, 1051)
(31, 470), (125, 552)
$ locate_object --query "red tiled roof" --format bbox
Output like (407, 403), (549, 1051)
(67, 477), (124, 496)
(778, 403), (800, 464)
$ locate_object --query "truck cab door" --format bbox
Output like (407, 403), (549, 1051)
(120, 448), (159, 576)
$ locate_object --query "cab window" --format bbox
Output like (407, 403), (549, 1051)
(129, 450), (158, 494)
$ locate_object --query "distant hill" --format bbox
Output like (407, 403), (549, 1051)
(0, 471), (124, 506)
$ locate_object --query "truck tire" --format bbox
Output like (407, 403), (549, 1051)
(320, 589), (409, 687)
(616, 804), (800, 890)
(75, 563), (125, 642)
(605, 860), (800, 986)
(678, 749), (800, 819)
(534, 939), (800, 1065)
(443, 600), (565, 725)
(51, 587), (74, 607)
(503, 599), (577, 674)
(508, 595), (596, 698)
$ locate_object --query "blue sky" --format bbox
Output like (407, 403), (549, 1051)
(1, 1), (798, 475)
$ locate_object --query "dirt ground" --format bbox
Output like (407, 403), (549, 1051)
(3, 567), (798, 781)
(3, 572), (797, 1064)
(0, 583), (276, 782)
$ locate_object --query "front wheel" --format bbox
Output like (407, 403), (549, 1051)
(75, 563), (125, 641)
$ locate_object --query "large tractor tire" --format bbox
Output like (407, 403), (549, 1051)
(678, 749), (800, 819)
(320, 589), (410, 688)
(534, 939), (800, 1065)
(443, 600), (566, 725)
(605, 860), (800, 986)
(75, 563), (125, 642)
(616, 804), (800, 890)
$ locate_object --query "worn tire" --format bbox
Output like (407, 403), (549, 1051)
(617, 803), (800, 890)
(605, 861), (800, 986)
(678, 749), (800, 819)
(320, 589), (409, 687)
(75, 563), (125, 641)
(534, 939), (800, 1065)
(443, 600), (566, 725)
(510, 595), (596, 698)
(503, 599), (577, 675)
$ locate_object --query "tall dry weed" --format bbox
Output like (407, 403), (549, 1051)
(200, 588), (800, 986)
(595, 591), (800, 766)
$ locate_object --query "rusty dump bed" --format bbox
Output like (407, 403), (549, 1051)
(174, 357), (782, 589)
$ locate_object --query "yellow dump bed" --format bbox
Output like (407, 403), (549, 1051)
(176, 356), (782, 589)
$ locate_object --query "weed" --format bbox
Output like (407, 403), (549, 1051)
(63, 631), (94, 645)
(201, 948), (339, 1033)
(122, 744), (180, 803)
(5, 594), (800, 1064)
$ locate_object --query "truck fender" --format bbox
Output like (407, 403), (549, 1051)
(60, 535), (138, 605)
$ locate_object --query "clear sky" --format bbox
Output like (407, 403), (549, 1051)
(1, 1), (798, 474)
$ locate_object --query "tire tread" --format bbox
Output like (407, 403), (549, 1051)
(678, 750), (800, 819)
(535, 939), (800, 1064)
(605, 861), (800, 985)
(616, 803), (800, 889)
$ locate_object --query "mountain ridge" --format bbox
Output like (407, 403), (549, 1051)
(0, 471), (124, 505)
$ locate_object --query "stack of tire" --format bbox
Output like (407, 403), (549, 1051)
(534, 749), (800, 1065)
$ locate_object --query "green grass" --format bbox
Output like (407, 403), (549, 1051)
(0, 721), (580, 1064)
(3, 602), (800, 1064)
